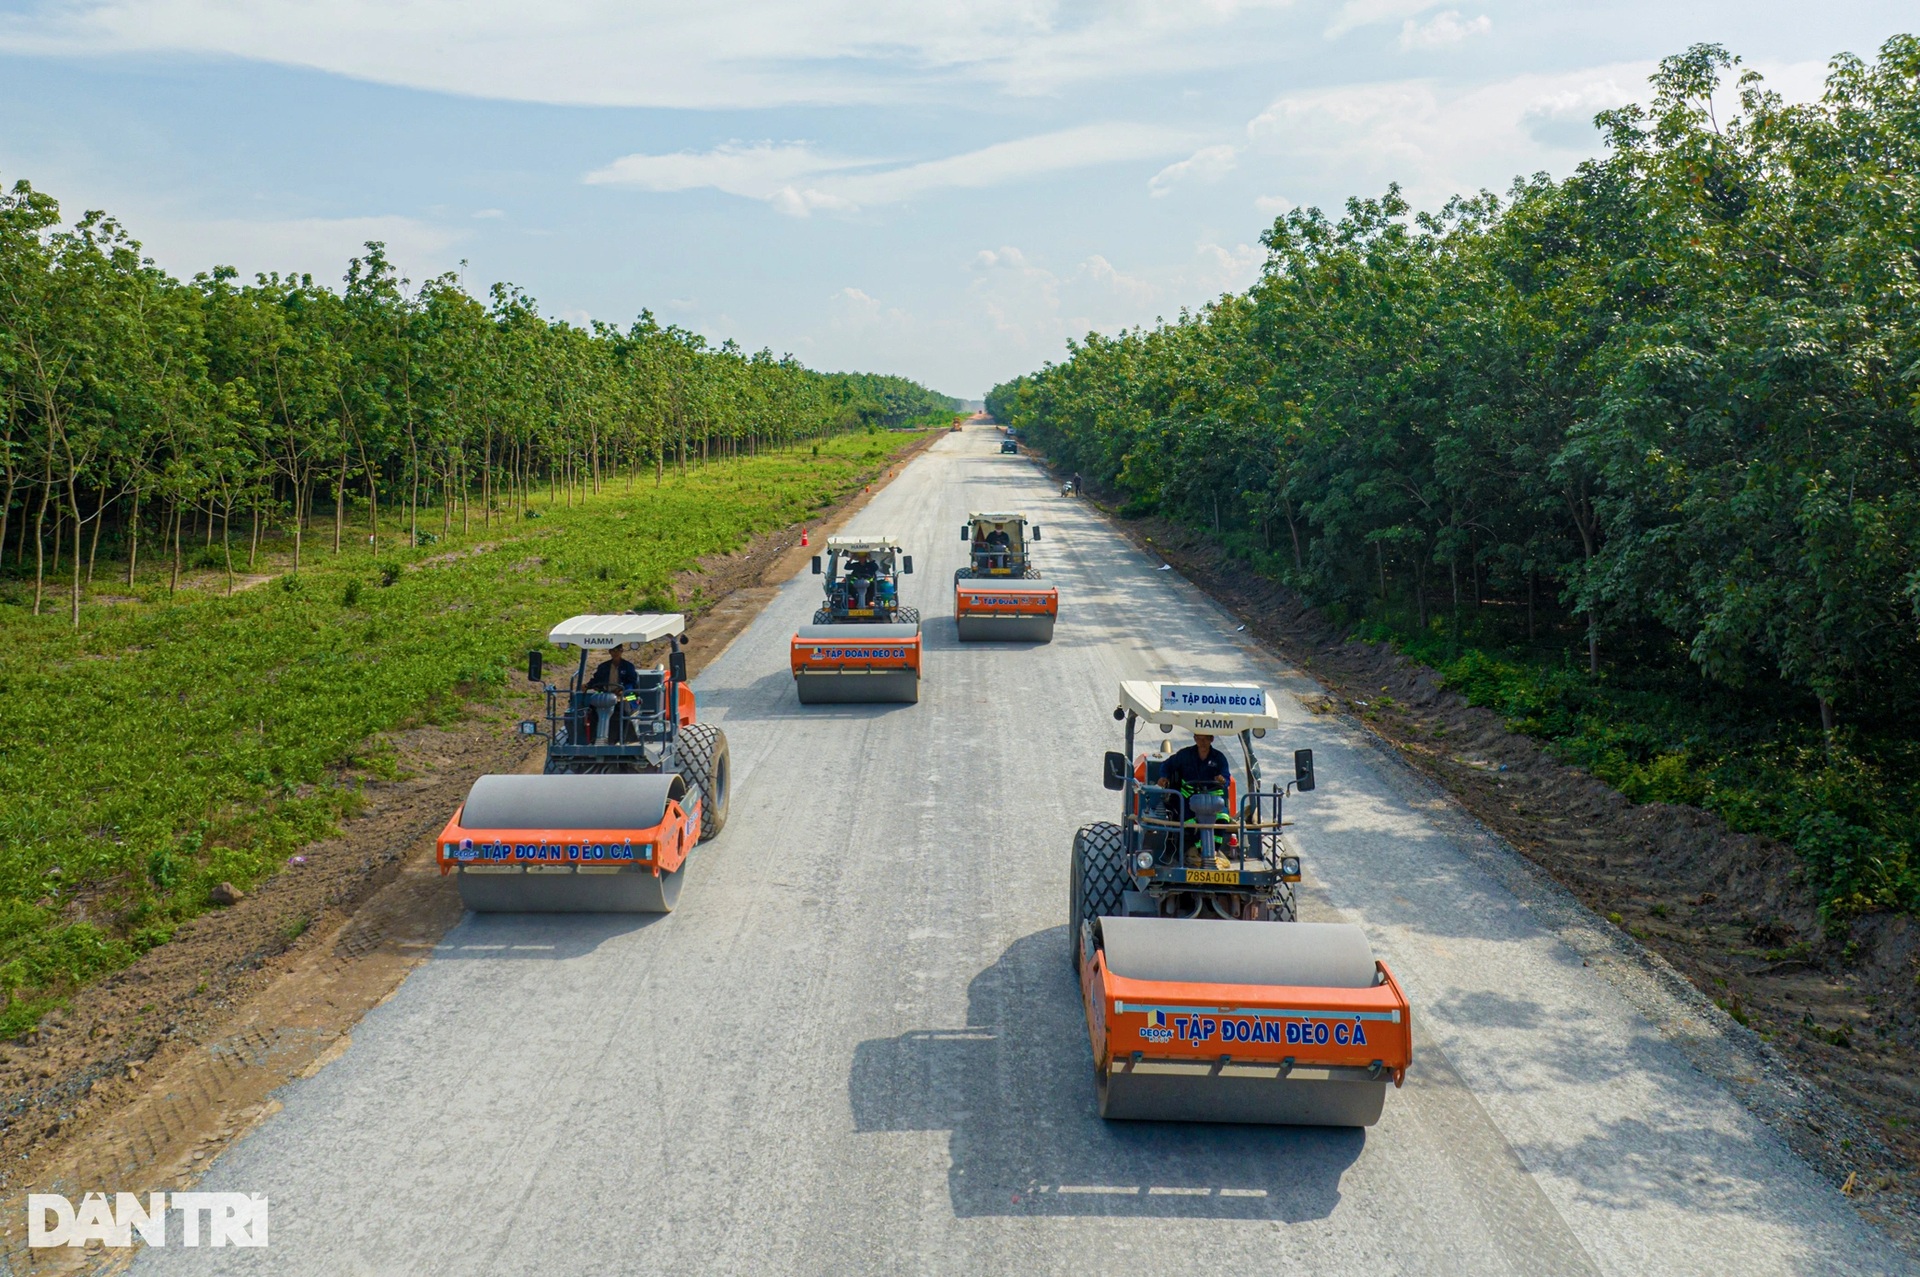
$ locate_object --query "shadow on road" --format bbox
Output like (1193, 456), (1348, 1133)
(696, 666), (926, 720)
(849, 928), (1365, 1220)
(430, 909), (666, 959)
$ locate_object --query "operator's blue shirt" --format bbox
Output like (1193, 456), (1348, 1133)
(587, 657), (639, 691)
(1162, 743), (1231, 793)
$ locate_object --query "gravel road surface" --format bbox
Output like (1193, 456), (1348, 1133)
(136, 428), (1909, 1275)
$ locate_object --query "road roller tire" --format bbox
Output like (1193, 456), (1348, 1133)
(677, 722), (731, 842)
(895, 606), (920, 627)
(1021, 568), (1041, 579)
(953, 567), (975, 581)
(1069, 822), (1127, 975)
(812, 608), (832, 625)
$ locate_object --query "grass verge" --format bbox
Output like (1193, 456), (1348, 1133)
(0, 430), (930, 1035)
(1354, 618), (1920, 926)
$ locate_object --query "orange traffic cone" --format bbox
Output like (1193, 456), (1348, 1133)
(801, 527), (809, 547)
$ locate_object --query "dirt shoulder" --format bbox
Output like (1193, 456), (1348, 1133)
(1090, 508), (1919, 1251)
(0, 431), (940, 1270)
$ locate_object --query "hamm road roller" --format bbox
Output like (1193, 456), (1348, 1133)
(791, 535), (921, 704)
(954, 511), (1056, 642)
(436, 613), (730, 913)
(1071, 681), (1412, 1125)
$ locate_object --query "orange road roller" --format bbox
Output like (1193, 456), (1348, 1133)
(955, 511), (1057, 642)
(1071, 680), (1412, 1124)
(436, 613), (729, 913)
(790, 623), (922, 703)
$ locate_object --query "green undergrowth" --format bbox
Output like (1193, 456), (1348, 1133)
(0, 430), (932, 1035)
(1354, 617), (1920, 927)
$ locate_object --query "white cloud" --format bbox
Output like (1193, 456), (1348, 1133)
(964, 239), (1258, 355)
(1398, 11), (1489, 50)
(589, 124), (1194, 215)
(471, 208), (506, 219)
(1148, 144), (1239, 197)
(586, 141), (863, 198)
(1191, 240), (1265, 293)
(138, 213), (462, 282)
(769, 187), (862, 218)
(836, 124), (1196, 204)
(1325, 0), (1438, 39)
(1519, 77), (1637, 146)
(0, 1), (1302, 109)
(1254, 194), (1295, 215)
(1243, 63), (1665, 209)
(1083, 254), (1157, 301)
(828, 285), (910, 331)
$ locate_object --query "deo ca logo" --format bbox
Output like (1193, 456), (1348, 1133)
(1137, 1008), (1174, 1044)
(29, 1193), (268, 1248)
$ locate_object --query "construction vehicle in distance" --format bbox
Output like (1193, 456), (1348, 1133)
(791, 535), (922, 704)
(436, 613), (730, 913)
(954, 512), (1057, 642)
(1071, 681), (1412, 1125)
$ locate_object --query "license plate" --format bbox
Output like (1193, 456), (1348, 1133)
(1183, 869), (1240, 885)
(847, 609), (874, 616)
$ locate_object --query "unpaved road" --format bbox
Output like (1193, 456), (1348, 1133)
(134, 428), (1908, 1275)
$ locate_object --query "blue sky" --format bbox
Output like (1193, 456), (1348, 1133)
(0, 2), (1911, 398)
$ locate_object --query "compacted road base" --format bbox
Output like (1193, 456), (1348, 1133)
(137, 428), (1908, 1275)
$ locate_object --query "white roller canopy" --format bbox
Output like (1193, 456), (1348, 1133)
(1117, 680), (1280, 733)
(547, 613), (685, 649)
(824, 535), (902, 552)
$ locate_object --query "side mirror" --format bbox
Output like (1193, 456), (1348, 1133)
(670, 650), (688, 684)
(1031, 526), (1041, 540)
(811, 555), (822, 575)
(1103, 751), (1128, 791)
(527, 650), (542, 683)
(1294, 748), (1316, 792)
(902, 556), (913, 575)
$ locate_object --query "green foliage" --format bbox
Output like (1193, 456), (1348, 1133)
(825, 373), (958, 430)
(991, 35), (1920, 923)
(0, 178), (950, 639)
(1369, 623), (1920, 921)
